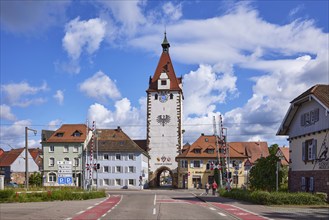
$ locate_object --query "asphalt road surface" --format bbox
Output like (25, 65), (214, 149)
(0, 189), (328, 220)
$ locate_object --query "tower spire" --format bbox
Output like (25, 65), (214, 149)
(161, 31), (170, 52)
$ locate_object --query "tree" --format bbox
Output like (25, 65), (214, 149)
(29, 172), (42, 187)
(269, 144), (279, 155)
(249, 154), (282, 191)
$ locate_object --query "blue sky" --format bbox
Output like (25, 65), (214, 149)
(1, 0), (328, 150)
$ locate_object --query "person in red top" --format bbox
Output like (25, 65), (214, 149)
(212, 181), (218, 195)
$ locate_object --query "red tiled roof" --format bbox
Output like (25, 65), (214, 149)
(176, 135), (248, 159)
(277, 147), (290, 166)
(46, 124), (89, 143)
(147, 39), (182, 92)
(0, 148), (42, 167)
(0, 148), (24, 166)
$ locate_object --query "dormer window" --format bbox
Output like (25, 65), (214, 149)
(55, 132), (64, 137)
(72, 131), (82, 137)
(205, 138), (209, 142)
(161, 80), (167, 85)
(194, 149), (201, 154)
(207, 149), (214, 154)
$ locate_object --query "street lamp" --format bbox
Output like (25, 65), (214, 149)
(25, 127), (37, 190)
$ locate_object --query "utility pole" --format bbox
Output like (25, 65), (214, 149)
(25, 127), (37, 190)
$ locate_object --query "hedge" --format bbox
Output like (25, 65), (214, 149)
(220, 189), (328, 205)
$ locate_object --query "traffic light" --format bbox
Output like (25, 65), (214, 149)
(97, 163), (100, 169)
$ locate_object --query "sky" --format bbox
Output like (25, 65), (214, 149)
(0, 0), (328, 150)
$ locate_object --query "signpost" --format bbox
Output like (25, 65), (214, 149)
(57, 161), (72, 185)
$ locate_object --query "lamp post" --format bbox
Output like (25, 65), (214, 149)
(25, 127), (37, 190)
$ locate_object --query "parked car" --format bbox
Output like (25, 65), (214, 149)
(5, 182), (18, 188)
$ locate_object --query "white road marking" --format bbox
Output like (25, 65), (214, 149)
(218, 212), (226, 216)
(154, 194), (157, 205)
(153, 208), (156, 215)
(209, 207), (216, 211)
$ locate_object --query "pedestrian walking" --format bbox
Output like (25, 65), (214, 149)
(205, 182), (210, 195)
(212, 181), (218, 195)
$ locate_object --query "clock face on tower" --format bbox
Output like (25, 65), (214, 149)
(159, 93), (168, 103)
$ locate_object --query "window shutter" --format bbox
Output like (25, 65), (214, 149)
(309, 177), (314, 191)
(302, 142), (305, 161)
(133, 166), (136, 173)
(99, 179), (103, 186)
(312, 139), (317, 160)
(190, 160), (194, 168)
(200, 160), (203, 168)
(125, 166), (128, 173)
(133, 179), (136, 186)
(301, 177), (305, 191)
(112, 166), (115, 173)
(125, 155), (128, 161)
(121, 166), (123, 173)
(125, 179), (128, 186)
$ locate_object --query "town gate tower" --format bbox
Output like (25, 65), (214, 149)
(146, 33), (183, 187)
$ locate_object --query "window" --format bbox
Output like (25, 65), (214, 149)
(63, 145), (69, 153)
(193, 160), (201, 168)
(128, 154), (134, 160)
(104, 154), (109, 160)
(205, 138), (209, 142)
(104, 166), (109, 173)
(129, 179), (135, 185)
(116, 166), (122, 173)
(74, 158), (79, 167)
(302, 139), (317, 161)
(55, 132), (64, 137)
(73, 131), (81, 137)
(104, 179), (109, 185)
(73, 146), (78, 153)
(48, 173), (56, 182)
(155, 94), (158, 100)
(128, 166), (134, 173)
(49, 158), (55, 166)
(170, 94), (173, 99)
(161, 80), (166, 85)
(115, 154), (121, 160)
(207, 149), (214, 154)
(301, 176), (314, 192)
(64, 157), (69, 162)
(181, 160), (188, 168)
(49, 146), (54, 152)
(194, 149), (201, 154)
(115, 179), (122, 186)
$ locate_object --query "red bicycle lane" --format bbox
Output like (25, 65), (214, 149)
(71, 195), (122, 220)
(210, 202), (268, 220)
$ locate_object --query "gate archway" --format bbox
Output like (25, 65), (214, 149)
(155, 166), (174, 188)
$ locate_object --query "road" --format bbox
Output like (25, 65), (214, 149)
(0, 189), (328, 220)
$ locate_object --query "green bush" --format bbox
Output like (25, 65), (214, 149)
(0, 189), (15, 200)
(0, 189), (106, 203)
(220, 189), (327, 205)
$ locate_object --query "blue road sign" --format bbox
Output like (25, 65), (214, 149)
(58, 177), (73, 184)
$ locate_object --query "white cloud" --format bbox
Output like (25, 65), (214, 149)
(0, 104), (16, 121)
(1, 82), (48, 107)
(162, 2), (182, 21)
(97, 0), (146, 37)
(79, 71), (121, 102)
(0, 120), (39, 148)
(62, 17), (107, 60)
(47, 119), (62, 130)
(54, 90), (64, 105)
(87, 97), (146, 139)
(183, 64), (238, 116)
(0, 1), (69, 35)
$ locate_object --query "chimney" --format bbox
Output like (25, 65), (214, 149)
(117, 126), (121, 131)
(201, 133), (204, 136)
